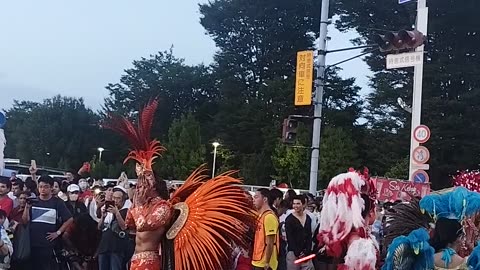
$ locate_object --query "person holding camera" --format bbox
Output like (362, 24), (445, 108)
(22, 175), (73, 270)
(97, 186), (131, 270)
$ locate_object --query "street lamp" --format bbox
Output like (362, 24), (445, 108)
(397, 97), (412, 114)
(212, 142), (220, 178)
(97, 147), (105, 162)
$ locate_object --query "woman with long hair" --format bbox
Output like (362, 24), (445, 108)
(430, 218), (467, 269)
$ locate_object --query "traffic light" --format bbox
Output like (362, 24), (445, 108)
(282, 118), (298, 144)
(374, 30), (425, 52)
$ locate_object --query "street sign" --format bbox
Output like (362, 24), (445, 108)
(399, 0), (412, 4)
(413, 125), (431, 143)
(413, 170), (430, 183)
(412, 146), (430, 164)
(386, 51), (424, 69)
(412, 163), (430, 171)
(294, 51), (314, 106)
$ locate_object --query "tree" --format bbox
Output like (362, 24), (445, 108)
(319, 127), (360, 188)
(200, 0), (320, 94)
(91, 161), (108, 179)
(334, 0), (480, 188)
(212, 146), (235, 176)
(159, 113), (206, 180)
(385, 156), (409, 180)
(323, 68), (364, 130)
(272, 123), (311, 188)
(4, 96), (101, 169)
(199, 0), (364, 184)
(104, 49), (217, 138)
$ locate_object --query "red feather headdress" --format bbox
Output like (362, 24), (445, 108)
(102, 99), (165, 174)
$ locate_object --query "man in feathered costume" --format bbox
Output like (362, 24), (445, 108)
(103, 99), (256, 270)
(316, 168), (379, 270)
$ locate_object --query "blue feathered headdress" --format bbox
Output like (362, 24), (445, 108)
(419, 187), (480, 220)
(382, 228), (434, 270)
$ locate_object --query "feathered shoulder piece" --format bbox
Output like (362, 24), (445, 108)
(166, 166), (257, 270)
(383, 198), (434, 255)
(420, 187), (480, 220)
(318, 168), (375, 258)
(382, 228), (434, 270)
(102, 99), (165, 173)
(468, 244), (480, 269)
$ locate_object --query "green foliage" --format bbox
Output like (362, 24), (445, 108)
(334, 0), (480, 188)
(103, 49), (216, 138)
(4, 96), (100, 170)
(272, 123), (310, 188)
(385, 157), (409, 180)
(213, 146), (235, 176)
(107, 162), (123, 179)
(91, 161), (108, 179)
(160, 113), (206, 180)
(319, 127), (359, 188)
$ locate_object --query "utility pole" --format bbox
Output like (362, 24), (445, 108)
(309, 0), (329, 194)
(408, 0), (428, 181)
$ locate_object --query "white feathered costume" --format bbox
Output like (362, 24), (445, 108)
(317, 169), (379, 270)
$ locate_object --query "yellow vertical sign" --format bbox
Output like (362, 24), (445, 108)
(295, 50), (314, 106)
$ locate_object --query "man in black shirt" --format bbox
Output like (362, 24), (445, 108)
(285, 195), (314, 270)
(22, 175), (73, 270)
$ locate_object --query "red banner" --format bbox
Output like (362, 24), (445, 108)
(373, 178), (430, 202)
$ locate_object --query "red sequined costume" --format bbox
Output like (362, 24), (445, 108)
(317, 169), (379, 270)
(454, 170), (480, 257)
(125, 198), (172, 269)
(103, 99), (256, 270)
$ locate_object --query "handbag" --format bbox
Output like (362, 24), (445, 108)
(12, 224), (30, 261)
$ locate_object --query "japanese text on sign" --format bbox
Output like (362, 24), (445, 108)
(386, 51), (424, 69)
(295, 51), (314, 106)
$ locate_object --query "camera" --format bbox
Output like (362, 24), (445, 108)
(26, 197), (39, 204)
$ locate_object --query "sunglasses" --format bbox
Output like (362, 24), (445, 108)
(70, 191), (79, 195)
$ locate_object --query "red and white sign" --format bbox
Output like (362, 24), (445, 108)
(412, 146), (430, 164)
(374, 178), (430, 202)
(413, 125), (431, 143)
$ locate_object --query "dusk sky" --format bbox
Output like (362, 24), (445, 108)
(0, 0), (371, 111)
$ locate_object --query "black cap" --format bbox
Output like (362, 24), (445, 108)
(105, 181), (116, 188)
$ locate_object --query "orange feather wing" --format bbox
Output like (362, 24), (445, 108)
(170, 167), (256, 270)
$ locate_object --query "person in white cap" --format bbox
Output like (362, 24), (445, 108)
(66, 184), (87, 218)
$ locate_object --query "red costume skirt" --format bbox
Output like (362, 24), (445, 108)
(130, 251), (160, 270)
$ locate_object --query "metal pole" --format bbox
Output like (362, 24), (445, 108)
(408, 0), (428, 181)
(212, 146), (218, 178)
(309, 0), (330, 194)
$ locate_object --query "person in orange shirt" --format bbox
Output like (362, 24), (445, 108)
(252, 188), (279, 270)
